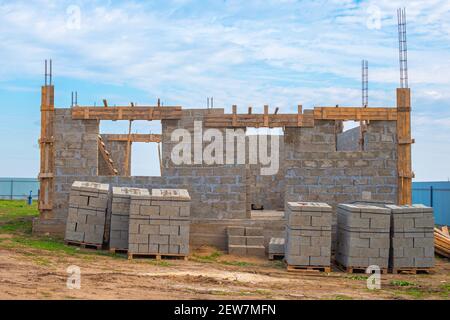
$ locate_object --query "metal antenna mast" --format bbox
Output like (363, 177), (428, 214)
(362, 60), (368, 107)
(397, 8), (409, 88)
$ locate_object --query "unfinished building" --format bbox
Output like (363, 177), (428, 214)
(34, 77), (413, 251)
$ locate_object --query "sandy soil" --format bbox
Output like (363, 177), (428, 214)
(0, 244), (448, 300)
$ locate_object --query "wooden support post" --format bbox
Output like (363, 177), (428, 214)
(248, 106), (252, 115)
(103, 99), (108, 108)
(124, 104), (134, 177)
(263, 105), (269, 127)
(232, 105), (237, 127)
(274, 107), (279, 115)
(297, 105), (303, 127)
(397, 88), (413, 205)
(39, 85), (55, 214)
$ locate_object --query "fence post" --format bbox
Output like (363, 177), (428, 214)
(10, 180), (13, 200)
(430, 186), (433, 207)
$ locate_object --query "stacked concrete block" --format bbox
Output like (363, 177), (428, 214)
(336, 204), (391, 269)
(386, 204), (434, 269)
(110, 187), (150, 251)
(285, 202), (332, 266)
(65, 181), (110, 245)
(227, 226), (265, 257)
(268, 237), (285, 259)
(129, 189), (191, 256)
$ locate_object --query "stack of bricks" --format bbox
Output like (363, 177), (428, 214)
(268, 237), (285, 260)
(128, 189), (191, 257)
(109, 187), (149, 252)
(386, 204), (434, 270)
(285, 202), (332, 267)
(336, 204), (391, 270)
(65, 181), (110, 246)
(227, 226), (265, 257)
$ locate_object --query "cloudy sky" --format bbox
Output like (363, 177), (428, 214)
(0, 0), (449, 180)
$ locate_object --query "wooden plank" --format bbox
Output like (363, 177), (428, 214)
(38, 85), (55, 213)
(97, 135), (119, 176)
(397, 89), (412, 205)
(106, 134), (161, 143)
(313, 107), (397, 121)
(71, 106), (182, 120)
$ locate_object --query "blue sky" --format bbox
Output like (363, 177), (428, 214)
(0, 0), (449, 180)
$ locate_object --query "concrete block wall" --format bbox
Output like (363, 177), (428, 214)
(285, 202), (332, 266)
(65, 181), (110, 245)
(162, 109), (248, 219)
(386, 204), (435, 269)
(227, 226), (265, 257)
(335, 204), (391, 269)
(98, 135), (129, 176)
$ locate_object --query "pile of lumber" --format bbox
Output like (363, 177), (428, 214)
(434, 226), (450, 258)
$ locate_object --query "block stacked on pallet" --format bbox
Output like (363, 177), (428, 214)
(227, 226), (265, 257)
(110, 187), (150, 252)
(128, 189), (191, 257)
(65, 181), (110, 246)
(336, 204), (390, 270)
(385, 204), (434, 269)
(285, 202), (332, 267)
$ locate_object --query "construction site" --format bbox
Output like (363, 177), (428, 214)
(0, 6), (449, 301)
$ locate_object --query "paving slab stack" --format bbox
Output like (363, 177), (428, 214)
(227, 226), (265, 257)
(285, 202), (332, 267)
(128, 189), (191, 256)
(385, 204), (434, 269)
(110, 187), (150, 251)
(336, 204), (391, 269)
(65, 181), (110, 245)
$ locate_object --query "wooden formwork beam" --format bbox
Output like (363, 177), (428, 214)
(313, 107), (397, 121)
(39, 85), (55, 213)
(71, 106), (182, 121)
(396, 88), (413, 205)
(106, 134), (162, 143)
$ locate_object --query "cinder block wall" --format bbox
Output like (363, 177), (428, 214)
(162, 109), (248, 219)
(98, 135), (130, 176)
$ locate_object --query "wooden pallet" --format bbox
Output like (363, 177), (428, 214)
(268, 253), (284, 261)
(128, 252), (188, 261)
(334, 261), (388, 274)
(65, 240), (102, 250)
(109, 248), (128, 254)
(287, 264), (331, 273)
(392, 268), (434, 275)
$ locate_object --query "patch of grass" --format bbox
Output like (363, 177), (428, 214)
(268, 260), (286, 269)
(221, 260), (254, 267)
(391, 280), (416, 287)
(349, 275), (368, 281)
(0, 200), (38, 221)
(192, 250), (223, 263)
(439, 283), (450, 299)
(0, 219), (33, 234)
(333, 294), (353, 300)
(146, 260), (172, 267)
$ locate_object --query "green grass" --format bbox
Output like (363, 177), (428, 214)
(0, 200), (38, 221)
(349, 275), (368, 281)
(0, 200), (126, 260)
(333, 294), (353, 300)
(192, 250), (223, 263)
(390, 280), (416, 287)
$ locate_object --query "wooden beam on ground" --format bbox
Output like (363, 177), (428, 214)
(106, 134), (162, 143)
(397, 88), (413, 205)
(71, 106), (182, 120)
(39, 85), (55, 213)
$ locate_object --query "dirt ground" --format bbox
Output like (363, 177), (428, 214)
(0, 242), (449, 300)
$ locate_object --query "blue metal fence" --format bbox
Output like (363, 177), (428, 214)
(413, 182), (450, 226)
(0, 178), (39, 200)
